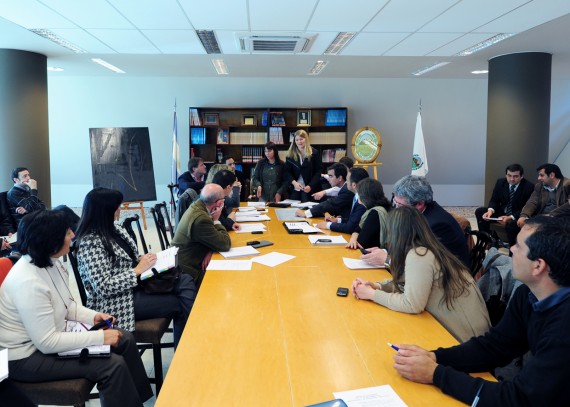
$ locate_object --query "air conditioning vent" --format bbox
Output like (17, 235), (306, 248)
(239, 35), (313, 53)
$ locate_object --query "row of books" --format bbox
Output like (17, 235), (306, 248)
(269, 127), (284, 144)
(230, 132), (267, 144)
(242, 146), (265, 163)
(325, 109), (347, 126)
(190, 108), (202, 126)
(191, 127), (206, 144)
(309, 131), (346, 144)
(322, 148), (347, 163)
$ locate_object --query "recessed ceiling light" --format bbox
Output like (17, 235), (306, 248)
(411, 61), (450, 76)
(324, 32), (355, 55)
(29, 29), (86, 53)
(212, 59), (228, 75)
(455, 33), (514, 56)
(47, 66), (64, 72)
(197, 30), (221, 54)
(91, 58), (125, 74)
(471, 70), (488, 74)
(308, 60), (328, 75)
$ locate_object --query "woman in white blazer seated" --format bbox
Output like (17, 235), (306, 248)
(0, 210), (153, 407)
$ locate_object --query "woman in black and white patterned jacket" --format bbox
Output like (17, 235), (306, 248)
(75, 187), (197, 348)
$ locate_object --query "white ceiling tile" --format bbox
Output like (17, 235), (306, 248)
(86, 29), (159, 53)
(50, 28), (115, 53)
(476, 0), (570, 33)
(384, 33), (462, 56)
(427, 32), (500, 56)
(111, 0), (192, 30)
(365, 0), (456, 32)
(307, 0), (388, 31)
(249, 0), (318, 31)
(342, 32), (410, 56)
(143, 29), (204, 54)
(420, 0), (528, 32)
(179, 0), (249, 30)
(41, 0), (132, 29)
(0, 0), (76, 28)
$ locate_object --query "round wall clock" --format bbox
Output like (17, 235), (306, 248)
(351, 127), (382, 164)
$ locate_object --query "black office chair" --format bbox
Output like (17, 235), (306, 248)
(151, 202), (174, 250)
(167, 183), (178, 211)
(468, 230), (495, 277)
(122, 214), (149, 254)
(67, 243), (172, 395)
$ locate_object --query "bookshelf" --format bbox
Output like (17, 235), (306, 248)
(188, 107), (348, 179)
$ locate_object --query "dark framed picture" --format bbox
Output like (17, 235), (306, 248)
(297, 110), (311, 126)
(203, 113), (219, 126)
(242, 114), (257, 126)
(217, 127), (229, 144)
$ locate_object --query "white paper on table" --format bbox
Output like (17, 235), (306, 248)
(308, 235), (348, 245)
(1, 232), (17, 244)
(251, 252), (295, 267)
(238, 206), (258, 212)
(0, 348), (8, 382)
(283, 222), (323, 234)
(275, 208), (306, 221)
(342, 257), (386, 270)
(206, 260), (252, 270)
(333, 385), (407, 407)
(234, 223), (267, 233)
(280, 199), (301, 205)
(219, 246), (260, 258)
(291, 201), (319, 208)
(236, 214), (271, 222)
(247, 201), (267, 207)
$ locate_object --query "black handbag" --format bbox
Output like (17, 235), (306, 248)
(138, 266), (181, 294)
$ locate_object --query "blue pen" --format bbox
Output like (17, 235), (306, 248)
(387, 342), (399, 351)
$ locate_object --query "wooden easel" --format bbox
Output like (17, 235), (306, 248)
(354, 161), (383, 180)
(119, 201), (147, 229)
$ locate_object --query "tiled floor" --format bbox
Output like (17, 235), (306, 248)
(42, 206), (479, 406)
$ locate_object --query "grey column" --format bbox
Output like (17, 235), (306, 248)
(484, 52), (552, 202)
(0, 49), (50, 207)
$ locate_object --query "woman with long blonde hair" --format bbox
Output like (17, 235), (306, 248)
(283, 129), (322, 201)
(352, 205), (490, 342)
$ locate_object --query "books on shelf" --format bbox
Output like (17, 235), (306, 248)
(325, 109), (346, 126)
(190, 108), (202, 126)
(261, 111), (269, 126)
(230, 132), (267, 144)
(269, 127), (284, 144)
(309, 131), (346, 144)
(242, 146), (264, 163)
(191, 127), (206, 144)
(270, 112), (286, 126)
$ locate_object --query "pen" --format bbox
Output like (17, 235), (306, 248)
(471, 382), (484, 407)
(387, 342), (399, 351)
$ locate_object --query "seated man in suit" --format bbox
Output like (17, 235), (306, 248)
(7, 167), (46, 225)
(0, 193), (17, 256)
(177, 157), (207, 196)
(172, 184), (231, 284)
(361, 175), (470, 267)
(312, 156), (354, 201)
(295, 163), (352, 220)
(391, 216), (570, 407)
(314, 167), (368, 234)
(506, 163), (570, 247)
(475, 163), (534, 241)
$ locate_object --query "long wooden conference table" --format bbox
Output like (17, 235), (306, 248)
(156, 207), (493, 406)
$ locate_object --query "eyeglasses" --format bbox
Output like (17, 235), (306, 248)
(392, 197), (410, 208)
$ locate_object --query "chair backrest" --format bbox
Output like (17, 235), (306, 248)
(175, 189), (199, 229)
(469, 230), (495, 277)
(0, 190), (18, 232)
(67, 242), (88, 306)
(0, 257), (14, 286)
(151, 202), (172, 250)
(122, 214), (149, 254)
(167, 183), (178, 211)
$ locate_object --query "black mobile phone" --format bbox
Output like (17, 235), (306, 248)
(336, 287), (349, 297)
(359, 248), (370, 254)
(247, 241), (260, 246)
(315, 238), (332, 243)
(89, 317), (114, 331)
(251, 230), (264, 234)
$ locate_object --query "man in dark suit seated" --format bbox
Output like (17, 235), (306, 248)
(177, 157), (207, 196)
(313, 167), (368, 234)
(475, 163), (534, 239)
(295, 163), (352, 220)
(362, 175), (470, 267)
(7, 167), (46, 225)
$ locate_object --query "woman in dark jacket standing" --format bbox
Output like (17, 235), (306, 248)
(252, 142), (286, 202)
(284, 130), (322, 202)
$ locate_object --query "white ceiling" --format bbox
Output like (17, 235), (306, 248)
(1, 0), (569, 79)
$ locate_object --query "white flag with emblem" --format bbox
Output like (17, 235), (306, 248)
(411, 111), (428, 176)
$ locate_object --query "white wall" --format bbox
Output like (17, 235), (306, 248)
(47, 76), (569, 207)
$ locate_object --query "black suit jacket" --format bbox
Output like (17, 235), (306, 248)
(309, 183), (354, 219)
(329, 200), (366, 234)
(424, 201), (470, 267)
(283, 150), (322, 193)
(487, 178), (534, 219)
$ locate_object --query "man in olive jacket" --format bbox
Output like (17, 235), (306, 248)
(172, 184), (231, 286)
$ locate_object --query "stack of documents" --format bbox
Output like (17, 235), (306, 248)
(140, 247), (178, 280)
(284, 222), (323, 234)
(234, 223), (267, 234)
(247, 201), (267, 208)
(235, 212), (271, 222)
(57, 321), (111, 358)
(291, 201), (319, 208)
(280, 199), (301, 205)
